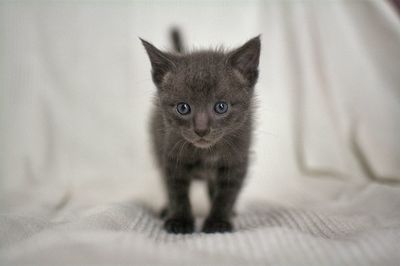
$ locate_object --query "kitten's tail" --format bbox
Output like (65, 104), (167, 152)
(170, 27), (184, 53)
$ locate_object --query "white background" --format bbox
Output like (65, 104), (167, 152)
(1, 0), (399, 216)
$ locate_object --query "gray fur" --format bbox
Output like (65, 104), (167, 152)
(141, 34), (261, 234)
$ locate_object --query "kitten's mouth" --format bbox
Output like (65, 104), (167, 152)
(193, 138), (213, 149)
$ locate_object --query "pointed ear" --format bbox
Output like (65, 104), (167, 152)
(140, 38), (176, 86)
(227, 36), (261, 86)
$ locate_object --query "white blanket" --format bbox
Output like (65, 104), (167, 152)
(1, 0), (400, 265)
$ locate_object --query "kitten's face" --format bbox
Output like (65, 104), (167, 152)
(142, 37), (260, 149)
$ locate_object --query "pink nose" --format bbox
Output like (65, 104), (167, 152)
(194, 112), (210, 137)
(194, 128), (210, 137)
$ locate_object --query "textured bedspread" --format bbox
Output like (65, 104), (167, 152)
(1, 183), (400, 265)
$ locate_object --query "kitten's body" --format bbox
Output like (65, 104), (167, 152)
(142, 32), (260, 234)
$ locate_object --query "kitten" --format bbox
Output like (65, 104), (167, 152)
(141, 30), (260, 234)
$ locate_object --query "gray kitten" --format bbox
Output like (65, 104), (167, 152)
(141, 31), (260, 234)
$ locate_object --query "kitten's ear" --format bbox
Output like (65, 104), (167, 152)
(140, 38), (176, 86)
(227, 36), (261, 86)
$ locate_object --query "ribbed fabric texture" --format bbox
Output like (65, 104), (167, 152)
(1, 201), (400, 265)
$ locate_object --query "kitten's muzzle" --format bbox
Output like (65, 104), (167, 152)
(194, 128), (210, 137)
(180, 128), (220, 149)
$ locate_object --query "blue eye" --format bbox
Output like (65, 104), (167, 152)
(214, 101), (228, 114)
(176, 102), (191, 115)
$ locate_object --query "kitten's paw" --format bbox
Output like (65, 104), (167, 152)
(164, 217), (194, 234)
(202, 218), (232, 233)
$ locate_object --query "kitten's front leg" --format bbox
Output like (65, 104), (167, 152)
(163, 162), (194, 234)
(202, 164), (245, 233)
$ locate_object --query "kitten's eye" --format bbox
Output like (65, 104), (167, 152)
(176, 102), (191, 115)
(214, 101), (228, 114)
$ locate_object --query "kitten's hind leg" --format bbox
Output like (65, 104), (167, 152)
(159, 206), (168, 219)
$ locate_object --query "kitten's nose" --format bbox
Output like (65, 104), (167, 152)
(194, 128), (210, 137)
(194, 112), (210, 137)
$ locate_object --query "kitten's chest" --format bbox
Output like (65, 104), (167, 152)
(191, 152), (221, 169)
(189, 152), (221, 180)
(190, 155), (219, 180)
(201, 153), (220, 165)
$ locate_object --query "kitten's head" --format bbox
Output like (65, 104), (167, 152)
(141, 36), (260, 149)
